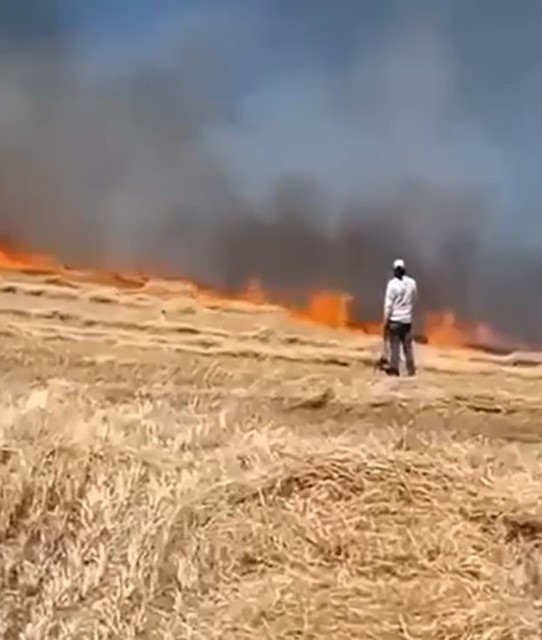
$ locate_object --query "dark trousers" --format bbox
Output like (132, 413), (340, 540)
(387, 321), (416, 376)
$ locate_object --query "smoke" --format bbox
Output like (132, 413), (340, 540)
(0, 1), (540, 341)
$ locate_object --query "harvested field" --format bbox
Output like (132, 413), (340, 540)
(0, 271), (541, 638)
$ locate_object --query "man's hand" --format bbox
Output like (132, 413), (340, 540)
(382, 316), (390, 335)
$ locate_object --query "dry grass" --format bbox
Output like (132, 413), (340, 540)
(0, 272), (541, 638)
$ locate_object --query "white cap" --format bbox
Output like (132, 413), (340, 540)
(393, 258), (405, 269)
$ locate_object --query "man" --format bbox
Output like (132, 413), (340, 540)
(383, 258), (417, 376)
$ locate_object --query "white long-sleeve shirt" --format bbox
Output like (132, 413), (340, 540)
(384, 275), (417, 324)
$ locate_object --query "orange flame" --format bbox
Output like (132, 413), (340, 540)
(297, 291), (353, 329)
(425, 310), (470, 347)
(0, 245), (61, 272)
(0, 241), (526, 351)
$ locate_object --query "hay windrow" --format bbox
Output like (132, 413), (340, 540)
(0, 389), (540, 639)
(0, 271), (540, 638)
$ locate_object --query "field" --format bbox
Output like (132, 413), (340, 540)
(0, 270), (541, 639)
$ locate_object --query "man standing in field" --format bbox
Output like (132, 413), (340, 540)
(383, 258), (417, 376)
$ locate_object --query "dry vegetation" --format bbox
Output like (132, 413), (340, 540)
(0, 272), (541, 638)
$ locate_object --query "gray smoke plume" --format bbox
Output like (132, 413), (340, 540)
(0, 1), (539, 343)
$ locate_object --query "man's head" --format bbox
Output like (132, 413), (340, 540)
(393, 258), (406, 278)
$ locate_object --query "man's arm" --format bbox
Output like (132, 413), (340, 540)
(383, 280), (396, 326)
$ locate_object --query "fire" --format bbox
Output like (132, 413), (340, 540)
(0, 241), (524, 351)
(297, 291), (353, 329)
(0, 245), (61, 272)
(425, 310), (470, 347)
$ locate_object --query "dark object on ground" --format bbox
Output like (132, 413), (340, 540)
(374, 354), (395, 375)
(503, 513), (542, 543)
